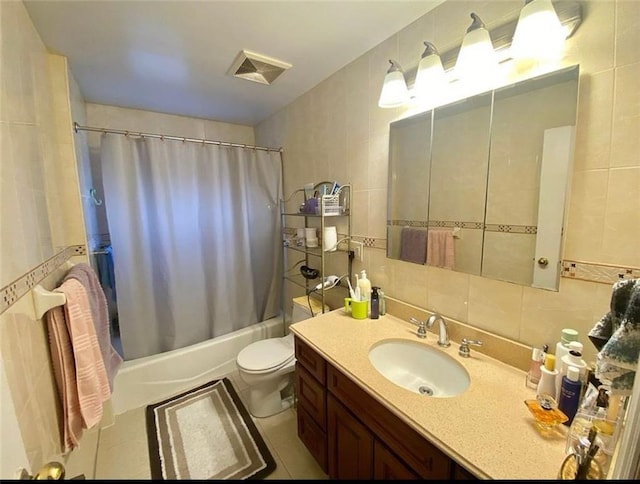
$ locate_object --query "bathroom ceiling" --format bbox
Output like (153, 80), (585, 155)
(24, 0), (444, 126)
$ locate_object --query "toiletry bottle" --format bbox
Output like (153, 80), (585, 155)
(379, 289), (386, 316)
(370, 287), (380, 319)
(558, 366), (582, 425)
(526, 345), (546, 389)
(537, 353), (558, 400)
(556, 342), (587, 400)
(554, 328), (579, 370)
(357, 269), (371, 306)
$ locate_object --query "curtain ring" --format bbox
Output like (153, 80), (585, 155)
(160, 134), (164, 141)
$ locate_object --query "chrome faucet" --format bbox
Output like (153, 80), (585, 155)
(426, 313), (450, 347)
(410, 317), (428, 339)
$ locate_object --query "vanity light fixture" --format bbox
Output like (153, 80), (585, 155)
(511, 0), (566, 64)
(413, 42), (447, 104)
(454, 13), (499, 87)
(376, 1), (582, 109)
(378, 60), (409, 108)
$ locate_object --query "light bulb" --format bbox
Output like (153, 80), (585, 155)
(414, 42), (447, 105)
(511, 0), (566, 64)
(454, 13), (499, 90)
(378, 60), (409, 108)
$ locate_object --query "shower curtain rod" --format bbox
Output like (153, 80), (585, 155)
(73, 122), (283, 153)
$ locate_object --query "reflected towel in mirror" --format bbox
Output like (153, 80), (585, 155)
(427, 228), (455, 269)
(399, 227), (428, 264)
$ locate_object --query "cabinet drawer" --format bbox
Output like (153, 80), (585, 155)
(374, 440), (419, 480)
(297, 405), (328, 473)
(294, 337), (326, 384)
(295, 363), (326, 429)
(327, 363), (451, 479)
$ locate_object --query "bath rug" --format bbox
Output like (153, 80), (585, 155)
(146, 378), (276, 480)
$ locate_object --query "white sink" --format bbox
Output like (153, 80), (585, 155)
(368, 339), (470, 397)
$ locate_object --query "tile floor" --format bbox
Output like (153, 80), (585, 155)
(93, 369), (328, 480)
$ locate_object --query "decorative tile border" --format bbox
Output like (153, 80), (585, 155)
(0, 245), (85, 315)
(389, 219), (537, 233)
(429, 220), (485, 230)
(484, 224), (537, 234)
(561, 260), (640, 285)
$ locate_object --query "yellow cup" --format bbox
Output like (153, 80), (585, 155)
(344, 298), (367, 320)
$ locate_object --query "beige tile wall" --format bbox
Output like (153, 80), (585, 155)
(1, 2), (89, 479)
(256, 0), (640, 367)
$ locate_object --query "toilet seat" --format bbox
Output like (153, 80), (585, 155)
(237, 336), (294, 373)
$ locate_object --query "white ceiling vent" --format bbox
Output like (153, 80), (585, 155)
(228, 50), (292, 85)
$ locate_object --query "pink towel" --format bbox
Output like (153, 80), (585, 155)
(427, 229), (455, 269)
(64, 263), (122, 390)
(46, 278), (111, 452)
(399, 227), (428, 264)
(46, 306), (83, 451)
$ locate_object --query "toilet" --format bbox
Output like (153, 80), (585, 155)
(236, 296), (329, 418)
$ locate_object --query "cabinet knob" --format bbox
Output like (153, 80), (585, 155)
(537, 257), (549, 267)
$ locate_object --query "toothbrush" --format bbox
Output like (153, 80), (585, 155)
(346, 277), (356, 299)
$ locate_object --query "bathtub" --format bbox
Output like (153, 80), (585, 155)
(111, 316), (284, 414)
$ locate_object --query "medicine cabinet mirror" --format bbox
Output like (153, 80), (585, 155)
(387, 65), (579, 291)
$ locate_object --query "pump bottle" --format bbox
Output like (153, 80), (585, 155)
(370, 287), (380, 319)
(357, 270), (372, 311)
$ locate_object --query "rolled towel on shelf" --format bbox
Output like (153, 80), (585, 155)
(590, 278), (640, 395)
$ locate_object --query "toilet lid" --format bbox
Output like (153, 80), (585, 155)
(237, 337), (294, 372)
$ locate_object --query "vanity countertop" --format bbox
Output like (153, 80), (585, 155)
(290, 309), (569, 480)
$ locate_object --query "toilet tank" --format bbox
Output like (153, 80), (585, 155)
(291, 296), (330, 323)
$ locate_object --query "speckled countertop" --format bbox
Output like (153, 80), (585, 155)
(290, 309), (570, 480)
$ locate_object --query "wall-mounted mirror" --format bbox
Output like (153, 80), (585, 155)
(387, 65), (579, 291)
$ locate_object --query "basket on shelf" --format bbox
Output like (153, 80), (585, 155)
(320, 194), (342, 216)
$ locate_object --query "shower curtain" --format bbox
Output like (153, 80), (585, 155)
(100, 134), (282, 360)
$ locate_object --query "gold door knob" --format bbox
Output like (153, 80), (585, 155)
(538, 257), (549, 267)
(34, 462), (65, 480)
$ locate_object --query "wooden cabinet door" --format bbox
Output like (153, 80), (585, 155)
(373, 440), (420, 480)
(327, 394), (373, 480)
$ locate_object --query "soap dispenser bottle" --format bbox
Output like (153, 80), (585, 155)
(357, 269), (372, 304)
(370, 287), (380, 319)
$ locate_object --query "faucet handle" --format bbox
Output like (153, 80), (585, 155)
(409, 317), (427, 339)
(459, 338), (483, 357)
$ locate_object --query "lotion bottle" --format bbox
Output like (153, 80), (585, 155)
(556, 342), (587, 399)
(537, 353), (558, 400)
(554, 328), (579, 370)
(558, 365), (582, 425)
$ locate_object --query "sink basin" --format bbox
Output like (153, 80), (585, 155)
(368, 339), (470, 397)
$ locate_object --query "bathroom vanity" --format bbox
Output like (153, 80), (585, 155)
(291, 309), (568, 479)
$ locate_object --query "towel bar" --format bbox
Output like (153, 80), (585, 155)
(33, 286), (65, 319)
(32, 261), (75, 319)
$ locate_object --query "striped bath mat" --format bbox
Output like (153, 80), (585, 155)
(146, 378), (276, 480)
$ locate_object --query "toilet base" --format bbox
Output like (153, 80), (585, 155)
(246, 375), (294, 418)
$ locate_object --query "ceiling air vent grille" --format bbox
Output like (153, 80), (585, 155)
(228, 50), (291, 85)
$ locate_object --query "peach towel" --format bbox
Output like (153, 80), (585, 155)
(64, 263), (122, 391)
(46, 278), (110, 452)
(426, 228), (455, 269)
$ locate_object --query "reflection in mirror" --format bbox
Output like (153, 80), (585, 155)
(484, 68), (578, 288)
(387, 112), (432, 264)
(386, 65), (579, 291)
(429, 92), (492, 275)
